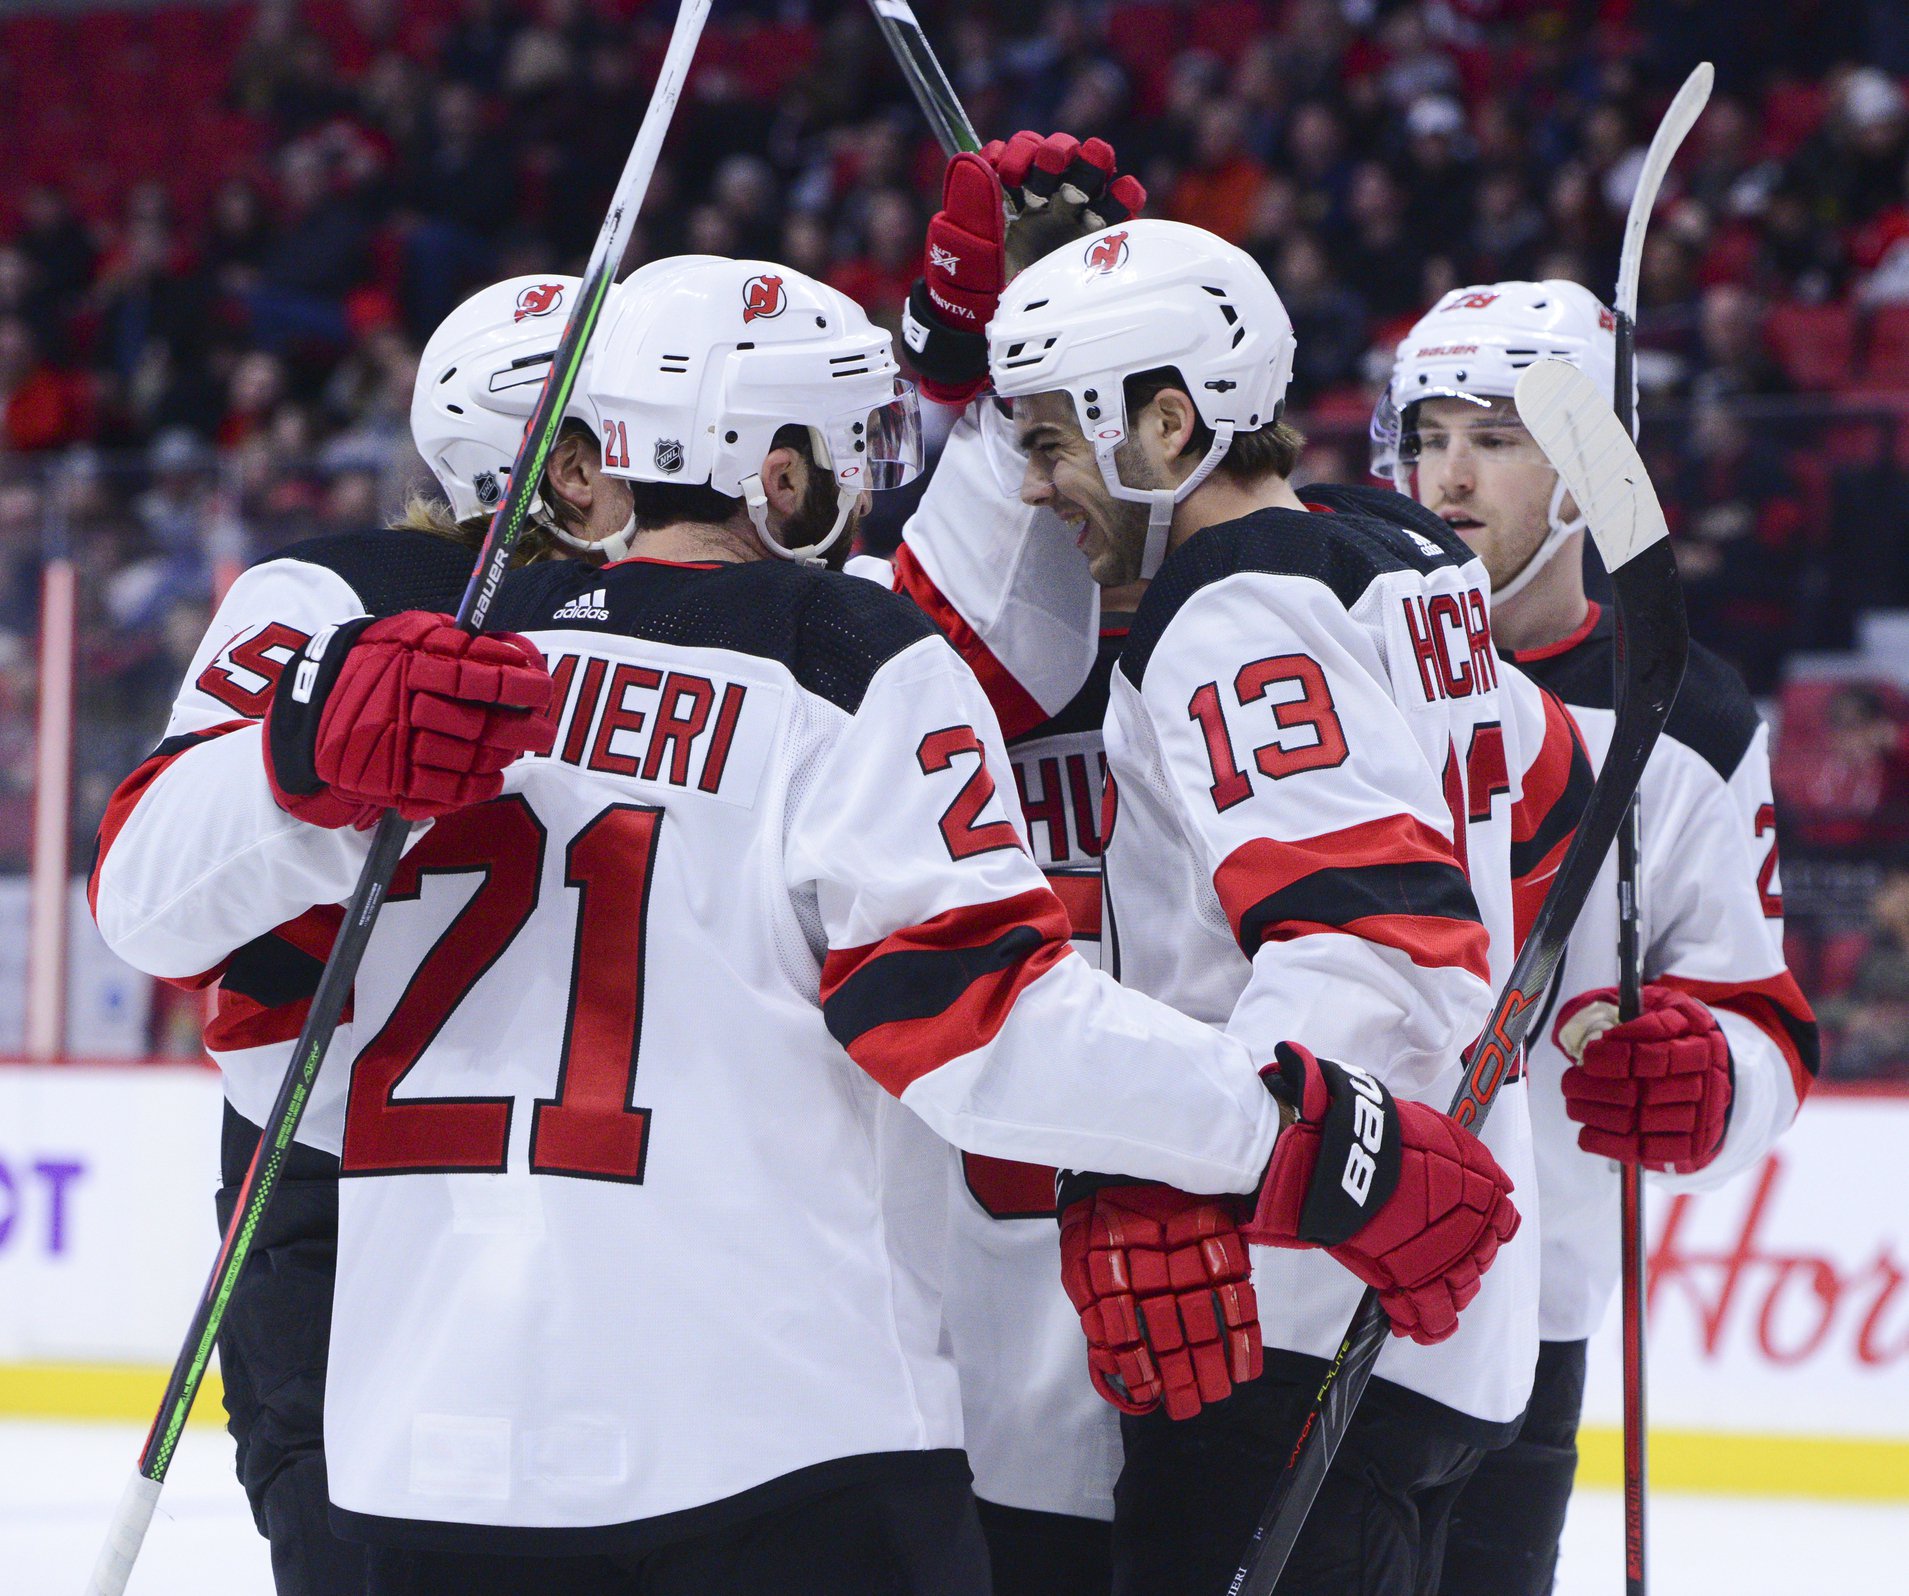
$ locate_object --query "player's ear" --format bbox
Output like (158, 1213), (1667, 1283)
(543, 429), (597, 517)
(759, 444), (807, 522)
(1148, 387), (1200, 465)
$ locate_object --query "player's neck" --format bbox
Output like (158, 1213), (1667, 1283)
(628, 520), (761, 565)
(1168, 470), (1308, 550)
(1491, 558), (1590, 653)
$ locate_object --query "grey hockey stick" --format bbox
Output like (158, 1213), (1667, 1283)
(82, 4), (711, 1590)
(1228, 360), (1688, 1595)
(868, 0), (983, 155)
(1611, 63), (1711, 1596)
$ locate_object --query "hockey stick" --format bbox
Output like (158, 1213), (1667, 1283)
(868, 0), (983, 155)
(1611, 63), (1711, 1596)
(82, 5), (710, 1591)
(1227, 360), (1688, 1596)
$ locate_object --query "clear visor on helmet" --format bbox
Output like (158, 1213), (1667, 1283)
(821, 380), (923, 493)
(1395, 388), (1550, 467)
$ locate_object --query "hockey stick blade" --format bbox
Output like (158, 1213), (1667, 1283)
(1228, 365), (1688, 1596)
(1616, 63), (1714, 321)
(869, 0), (983, 156)
(83, 7), (712, 1593)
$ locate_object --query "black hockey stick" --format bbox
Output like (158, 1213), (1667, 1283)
(868, 0), (983, 155)
(1609, 63), (1711, 1596)
(1227, 360), (1689, 1596)
(83, 5), (711, 1590)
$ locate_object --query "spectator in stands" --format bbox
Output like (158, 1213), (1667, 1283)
(1271, 232), (1368, 407)
(1688, 283), (1791, 403)
(1817, 865), (1909, 1080)
(1169, 100), (1270, 245)
(1333, 160), (1420, 322)
(1794, 66), (1909, 234)
(0, 318), (86, 454)
(1777, 684), (1909, 852)
(1400, 95), (1476, 246)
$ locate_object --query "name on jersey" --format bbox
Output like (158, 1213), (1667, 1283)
(1400, 587), (1498, 704)
(1012, 735), (1106, 868)
(541, 650), (775, 808)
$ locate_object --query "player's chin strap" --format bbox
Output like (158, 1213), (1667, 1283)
(739, 425), (863, 564)
(546, 510), (639, 564)
(1097, 423), (1235, 581)
(1492, 475), (1585, 604)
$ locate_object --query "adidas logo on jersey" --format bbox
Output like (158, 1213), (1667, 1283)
(553, 588), (610, 622)
(1405, 527), (1446, 558)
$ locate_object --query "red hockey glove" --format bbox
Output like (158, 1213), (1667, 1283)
(904, 131), (1145, 406)
(1058, 1178), (1260, 1421)
(1555, 985), (1733, 1174)
(264, 612), (557, 829)
(1244, 1043), (1520, 1346)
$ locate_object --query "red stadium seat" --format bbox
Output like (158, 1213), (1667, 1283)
(1764, 301), (1857, 392)
(1760, 80), (1829, 158)
(1860, 305), (1909, 391)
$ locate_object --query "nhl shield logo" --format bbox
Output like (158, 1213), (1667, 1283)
(514, 281), (566, 322)
(473, 469), (502, 506)
(654, 437), (685, 474)
(1084, 231), (1130, 274)
(742, 274), (786, 323)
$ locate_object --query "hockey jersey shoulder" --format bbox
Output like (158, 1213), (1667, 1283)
(1011, 620), (1126, 746)
(1510, 606), (1761, 782)
(1120, 489), (1470, 689)
(257, 527), (477, 618)
(495, 557), (939, 714)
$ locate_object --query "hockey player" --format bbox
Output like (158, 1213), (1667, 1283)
(962, 219), (1592, 1596)
(97, 255), (1514, 1595)
(1373, 280), (1818, 1595)
(88, 271), (631, 1596)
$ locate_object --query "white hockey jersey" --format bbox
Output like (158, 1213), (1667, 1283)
(91, 528), (485, 1152)
(879, 412), (1129, 1519)
(96, 548), (1287, 1546)
(1505, 603), (1817, 1342)
(1095, 482), (1593, 1431)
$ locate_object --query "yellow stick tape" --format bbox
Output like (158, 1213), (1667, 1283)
(0, 1364), (225, 1427)
(1576, 1425), (1909, 1501)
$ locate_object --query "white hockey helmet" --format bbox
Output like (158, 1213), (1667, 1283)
(1375, 279), (1628, 601)
(987, 218), (1298, 578)
(411, 273), (590, 525)
(580, 256), (923, 563)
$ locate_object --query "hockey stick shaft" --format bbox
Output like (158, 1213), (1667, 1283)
(1230, 364), (1689, 1596)
(1610, 63), (1710, 1595)
(83, 7), (710, 1592)
(868, 0), (982, 156)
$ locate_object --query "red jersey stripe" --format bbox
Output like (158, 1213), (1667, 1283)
(1657, 970), (1820, 1105)
(1213, 814), (1464, 933)
(88, 720), (252, 924)
(891, 543), (1049, 741)
(822, 888), (1074, 1096)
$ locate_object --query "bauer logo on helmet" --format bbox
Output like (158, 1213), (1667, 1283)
(513, 282), (566, 322)
(742, 274), (786, 323)
(1084, 231), (1130, 274)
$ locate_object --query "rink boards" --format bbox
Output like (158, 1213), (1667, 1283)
(0, 1063), (1902, 1498)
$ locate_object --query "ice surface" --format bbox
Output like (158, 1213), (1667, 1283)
(2, 1418), (1903, 1593)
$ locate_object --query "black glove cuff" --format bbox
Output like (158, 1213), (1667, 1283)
(1295, 1057), (1405, 1248)
(903, 278), (990, 389)
(1054, 1169), (1146, 1224)
(265, 615), (375, 797)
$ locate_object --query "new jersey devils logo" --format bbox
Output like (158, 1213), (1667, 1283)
(1084, 231), (1130, 274)
(742, 274), (786, 323)
(514, 282), (565, 321)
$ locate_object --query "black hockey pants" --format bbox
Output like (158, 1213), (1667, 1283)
(360, 1465), (992, 1595)
(215, 1104), (366, 1596)
(1113, 1360), (1509, 1596)
(974, 1497), (1112, 1596)
(1438, 1339), (1588, 1596)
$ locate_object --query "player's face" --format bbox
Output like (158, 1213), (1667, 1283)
(1013, 390), (1152, 586)
(1408, 396), (1570, 591)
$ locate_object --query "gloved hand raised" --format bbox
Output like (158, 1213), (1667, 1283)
(904, 130), (1146, 406)
(264, 611), (558, 830)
